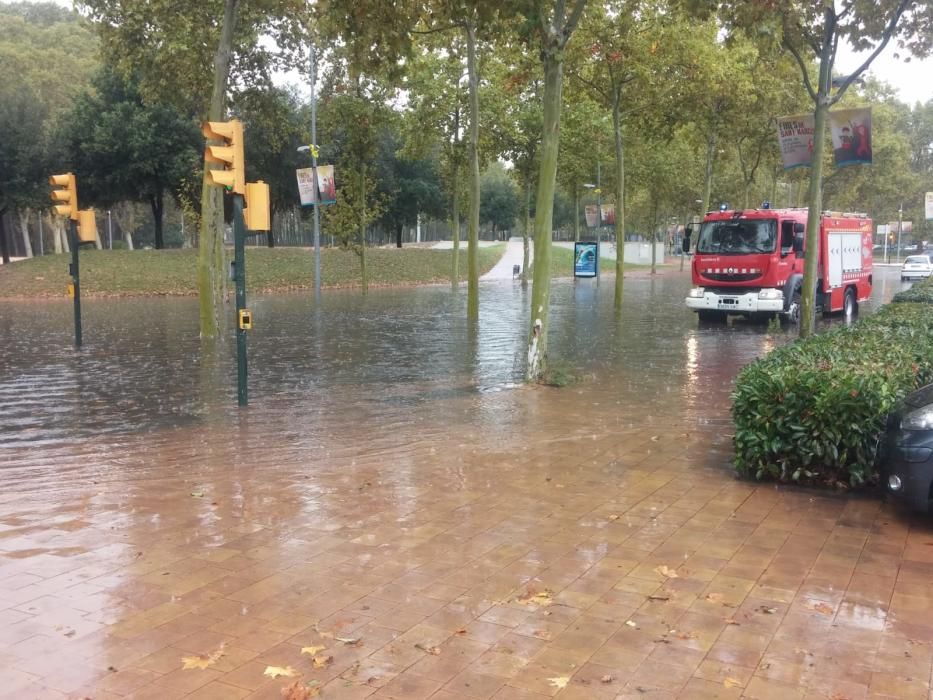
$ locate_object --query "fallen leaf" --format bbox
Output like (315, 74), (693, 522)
(455, 629), (468, 635)
(724, 618), (740, 625)
(654, 565), (679, 579)
(530, 629), (552, 641)
(625, 620), (638, 628)
(674, 631), (696, 640)
(301, 645), (327, 657)
(647, 594), (670, 602)
(600, 674), (614, 683)
(608, 515), (620, 521)
(548, 676), (570, 689)
(312, 655), (333, 669)
(650, 435), (660, 441)
(515, 588), (554, 607)
(414, 643), (441, 655)
(264, 666), (298, 679)
(805, 601), (835, 615)
(723, 677), (742, 688)
(705, 593), (724, 604)
(335, 636), (362, 646)
(281, 680), (319, 700)
(181, 643), (226, 670)
(757, 605), (777, 615)
(190, 491), (205, 498)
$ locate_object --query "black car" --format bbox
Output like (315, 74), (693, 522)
(880, 383), (933, 512)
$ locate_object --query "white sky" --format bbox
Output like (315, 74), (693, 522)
(23, 0), (933, 106)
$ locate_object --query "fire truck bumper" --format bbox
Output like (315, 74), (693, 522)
(685, 288), (785, 314)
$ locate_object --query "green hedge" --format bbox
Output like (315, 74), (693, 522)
(732, 289), (933, 486)
(893, 277), (933, 304)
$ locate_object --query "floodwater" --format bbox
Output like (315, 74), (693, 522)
(0, 265), (930, 700)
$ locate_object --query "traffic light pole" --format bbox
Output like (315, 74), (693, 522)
(69, 219), (82, 348)
(233, 194), (248, 406)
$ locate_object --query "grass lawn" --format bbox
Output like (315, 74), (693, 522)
(0, 245), (506, 298)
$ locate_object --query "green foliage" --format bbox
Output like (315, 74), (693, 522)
(0, 245), (506, 297)
(480, 163), (519, 234)
(732, 301), (933, 487)
(893, 277), (933, 305)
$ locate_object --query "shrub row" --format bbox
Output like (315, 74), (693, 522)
(732, 281), (933, 487)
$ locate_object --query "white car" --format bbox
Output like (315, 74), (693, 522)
(901, 255), (933, 281)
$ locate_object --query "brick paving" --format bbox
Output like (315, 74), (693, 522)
(1, 385), (933, 700)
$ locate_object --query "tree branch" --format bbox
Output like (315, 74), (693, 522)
(412, 24), (460, 35)
(567, 69), (611, 102)
(830, 0), (911, 105)
(563, 0), (588, 41)
(784, 39), (818, 102)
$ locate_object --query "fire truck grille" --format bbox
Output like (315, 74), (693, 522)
(703, 272), (761, 282)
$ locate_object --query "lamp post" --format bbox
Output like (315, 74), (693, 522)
(297, 41), (322, 300)
(896, 202), (904, 264)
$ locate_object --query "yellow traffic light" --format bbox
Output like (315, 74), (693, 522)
(244, 181), (271, 231)
(49, 173), (78, 220)
(202, 119), (245, 195)
(77, 210), (98, 244)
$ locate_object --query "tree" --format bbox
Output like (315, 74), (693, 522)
(60, 69), (202, 249)
(718, 0), (933, 336)
(78, 0), (311, 337)
(521, 0), (588, 381)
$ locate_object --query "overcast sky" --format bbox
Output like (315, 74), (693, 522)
(23, 0), (933, 106)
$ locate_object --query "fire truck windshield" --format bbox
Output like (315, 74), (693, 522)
(696, 219), (777, 255)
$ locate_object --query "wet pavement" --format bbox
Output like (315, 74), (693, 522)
(1, 266), (932, 700)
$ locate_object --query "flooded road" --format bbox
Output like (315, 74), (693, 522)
(0, 265), (930, 700)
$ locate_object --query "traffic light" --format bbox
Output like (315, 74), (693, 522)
(77, 210), (98, 244)
(244, 181), (271, 231)
(202, 119), (245, 195)
(49, 173), (78, 220)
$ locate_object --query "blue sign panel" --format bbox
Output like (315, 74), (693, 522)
(574, 241), (598, 278)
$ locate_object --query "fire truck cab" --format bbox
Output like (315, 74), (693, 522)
(685, 208), (873, 323)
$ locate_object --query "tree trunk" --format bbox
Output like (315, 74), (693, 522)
(395, 222), (403, 248)
(18, 210), (33, 258)
(522, 177), (531, 286)
(151, 190), (165, 250)
(527, 50), (564, 381)
(701, 130), (717, 215)
(198, 0), (240, 338)
(60, 218), (70, 254)
(266, 213), (275, 248)
(612, 89), (626, 309)
(52, 214), (62, 254)
(0, 208), (10, 264)
(573, 188), (580, 242)
(359, 167), (368, 294)
(451, 161), (460, 289)
(465, 22), (481, 321)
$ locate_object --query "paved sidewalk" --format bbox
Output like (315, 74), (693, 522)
(481, 238), (532, 280)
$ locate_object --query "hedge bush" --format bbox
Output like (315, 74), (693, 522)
(893, 276), (933, 304)
(732, 292), (933, 487)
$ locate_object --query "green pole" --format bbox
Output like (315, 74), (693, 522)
(69, 219), (82, 348)
(233, 194), (247, 406)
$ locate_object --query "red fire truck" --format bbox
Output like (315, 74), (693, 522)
(685, 208), (873, 323)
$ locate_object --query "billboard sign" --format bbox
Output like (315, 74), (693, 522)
(574, 241), (599, 278)
(296, 164), (337, 206)
(776, 114), (815, 169)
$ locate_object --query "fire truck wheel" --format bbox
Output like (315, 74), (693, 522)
(784, 289), (802, 326)
(843, 288), (857, 319)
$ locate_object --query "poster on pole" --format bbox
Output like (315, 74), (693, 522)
(830, 107), (872, 167)
(574, 241), (599, 278)
(584, 205), (599, 228)
(925, 192), (933, 220)
(600, 203), (616, 226)
(296, 165), (337, 206)
(776, 114), (815, 169)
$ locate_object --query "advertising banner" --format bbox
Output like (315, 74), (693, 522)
(776, 114), (815, 169)
(926, 192), (933, 220)
(296, 164), (337, 206)
(600, 203), (616, 226)
(574, 241), (599, 278)
(584, 205), (599, 228)
(830, 107), (872, 167)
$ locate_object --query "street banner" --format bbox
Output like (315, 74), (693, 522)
(877, 224), (890, 235)
(600, 203), (616, 226)
(296, 167), (316, 206)
(925, 192), (933, 220)
(830, 107), (872, 167)
(888, 221), (913, 234)
(776, 113), (815, 169)
(296, 164), (337, 206)
(574, 241), (598, 278)
(584, 204), (599, 228)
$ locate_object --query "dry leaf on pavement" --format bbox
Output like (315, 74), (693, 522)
(264, 666), (298, 679)
(515, 588), (554, 607)
(312, 655), (333, 669)
(414, 643), (441, 655)
(625, 620), (638, 628)
(805, 601), (835, 615)
(723, 677), (742, 688)
(600, 674), (614, 683)
(335, 636), (362, 646)
(705, 593), (724, 604)
(548, 676), (570, 689)
(654, 565), (679, 579)
(281, 680), (320, 700)
(300, 645), (326, 657)
(180, 643), (226, 670)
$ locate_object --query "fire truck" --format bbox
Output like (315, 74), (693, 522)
(685, 208), (873, 323)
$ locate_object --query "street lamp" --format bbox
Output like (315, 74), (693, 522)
(298, 41), (322, 300)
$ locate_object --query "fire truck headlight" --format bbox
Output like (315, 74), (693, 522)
(688, 287), (705, 299)
(758, 289), (783, 301)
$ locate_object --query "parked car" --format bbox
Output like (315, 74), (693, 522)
(880, 383), (933, 512)
(901, 255), (933, 281)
